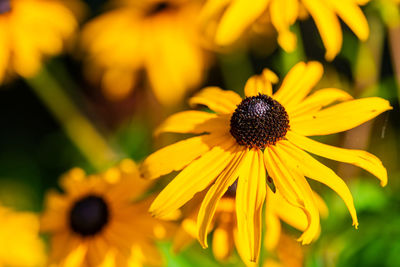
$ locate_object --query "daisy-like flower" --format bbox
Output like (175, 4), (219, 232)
(0, 204), (46, 266)
(200, 0), (370, 60)
(41, 159), (169, 267)
(0, 0), (79, 83)
(81, 0), (208, 104)
(141, 61), (391, 262)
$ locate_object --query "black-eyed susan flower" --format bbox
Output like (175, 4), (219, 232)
(0, 0), (79, 83)
(141, 61), (391, 262)
(200, 0), (370, 60)
(41, 159), (169, 267)
(0, 204), (46, 266)
(81, 0), (208, 104)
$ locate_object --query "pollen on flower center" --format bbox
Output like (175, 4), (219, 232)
(230, 94), (289, 149)
(0, 0), (11, 14)
(69, 195), (109, 236)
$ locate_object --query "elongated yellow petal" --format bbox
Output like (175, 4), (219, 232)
(215, 0), (270, 45)
(236, 149), (266, 262)
(269, 190), (308, 233)
(264, 148), (304, 209)
(197, 148), (246, 248)
(265, 197), (282, 251)
(287, 88), (353, 117)
(199, 0), (232, 24)
(149, 138), (237, 218)
(212, 218), (235, 261)
(274, 62), (323, 109)
(291, 97), (392, 136)
(279, 140), (359, 228)
(302, 0), (342, 60)
(286, 131), (387, 186)
(269, 145), (320, 244)
(244, 69), (277, 97)
(189, 87), (242, 114)
(325, 0), (369, 41)
(155, 111), (230, 136)
(270, 0), (299, 51)
(141, 134), (227, 180)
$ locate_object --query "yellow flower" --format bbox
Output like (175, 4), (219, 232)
(81, 0), (208, 104)
(41, 159), (168, 267)
(0, 0), (79, 83)
(200, 0), (370, 60)
(173, 182), (327, 265)
(140, 61), (391, 262)
(0, 204), (46, 267)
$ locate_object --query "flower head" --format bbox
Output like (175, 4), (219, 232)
(81, 0), (208, 104)
(0, 0), (79, 83)
(200, 0), (370, 60)
(141, 61), (391, 262)
(41, 159), (168, 267)
(0, 205), (46, 266)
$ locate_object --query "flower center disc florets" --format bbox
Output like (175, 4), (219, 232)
(230, 94), (289, 149)
(0, 0), (11, 14)
(69, 195), (109, 236)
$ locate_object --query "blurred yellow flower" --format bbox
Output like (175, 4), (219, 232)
(0, 205), (46, 267)
(0, 0), (79, 83)
(141, 61), (391, 262)
(41, 160), (168, 267)
(81, 0), (208, 104)
(200, 0), (370, 60)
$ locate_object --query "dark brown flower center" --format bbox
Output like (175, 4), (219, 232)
(0, 0), (11, 14)
(230, 94), (289, 149)
(69, 195), (109, 236)
(146, 1), (173, 16)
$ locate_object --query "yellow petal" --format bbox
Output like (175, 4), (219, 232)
(244, 69), (277, 97)
(270, 0), (299, 52)
(199, 0), (232, 25)
(286, 131), (387, 186)
(269, 144), (320, 244)
(189, 87), (242, 114)
(290, 97), (392, 136)
(172, 226), (196, 253)
(302, 0), (342, 60)
(215, 0), (270, 45)
(325, 0), (369, 41)
(0, 24), (9, 83)
(278, 140), (359, 228)
(273, 62), (306, 104)
(265, 193), (282, 251)
(274, 61), (323, 109)
(288, 88), (353, 117)
(155, 111), (229, 136)
(149, 138), (237, 218)
(141, 134), (227, 180)
(212, 220), (235, 261)
(269, 190), (308, 233)
(236, 149), (266, 262)
(197, 148), (247, 248)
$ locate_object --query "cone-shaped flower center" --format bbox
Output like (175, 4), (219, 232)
(0, 0), (11, 14)
(69, 195), (109, 236)
(230, 94), (289, 149)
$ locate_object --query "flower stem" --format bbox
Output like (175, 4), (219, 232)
(26, 65), (119, 171)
